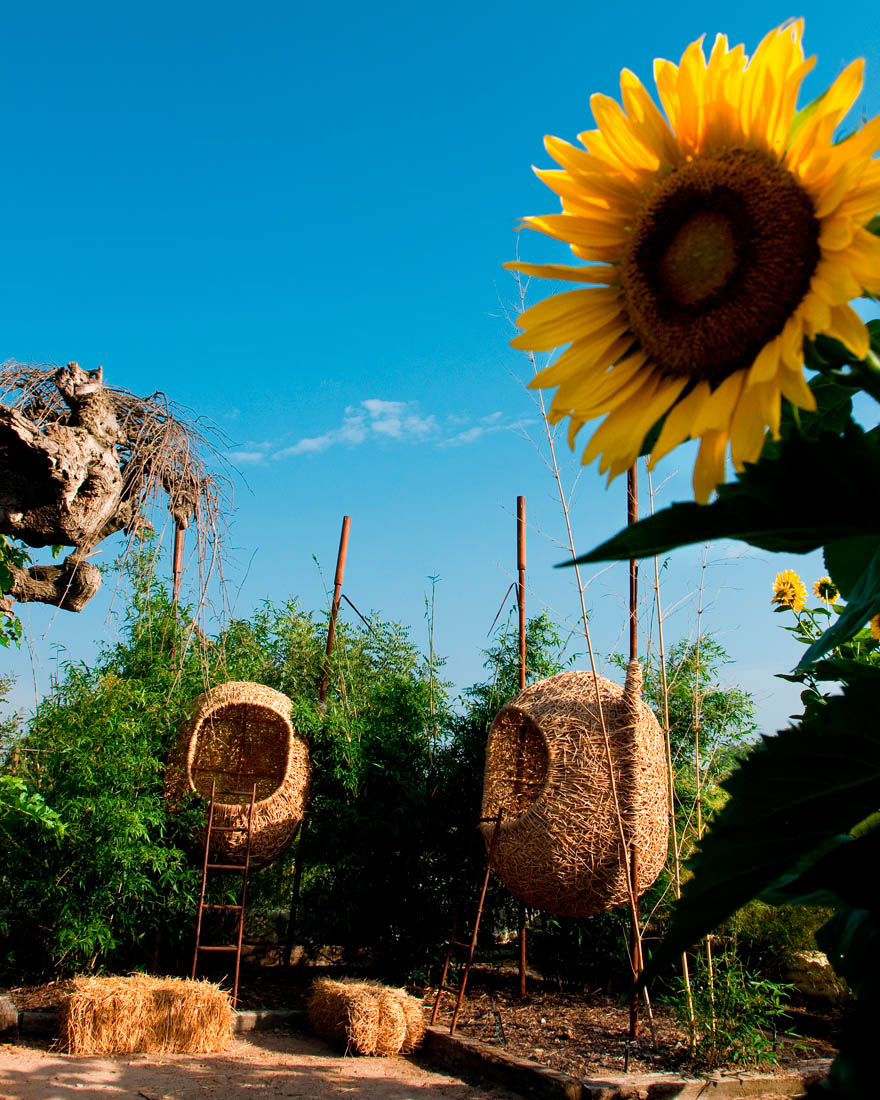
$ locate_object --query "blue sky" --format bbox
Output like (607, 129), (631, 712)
(3, 1), (879, 732)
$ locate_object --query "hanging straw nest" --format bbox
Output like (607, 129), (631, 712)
(58, 975), (233, 1054)
(480, 665), (668, 918)
(165, 681), (310, 869)
(308, 978), (425, 1056)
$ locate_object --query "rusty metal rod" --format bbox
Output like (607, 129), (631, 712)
(172, 522), (184, 608)
(318, 515), (351, 704)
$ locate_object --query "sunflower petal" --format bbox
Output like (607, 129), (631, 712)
(825, 304), (870, 359)
(693, 430), (729, 504)
(504, 260), (620, 285)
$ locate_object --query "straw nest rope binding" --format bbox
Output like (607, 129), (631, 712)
(164, 681), (310, 869)
(480, 665), (668, 918)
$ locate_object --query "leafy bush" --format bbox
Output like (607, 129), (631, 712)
(666, 948), (792, 1069)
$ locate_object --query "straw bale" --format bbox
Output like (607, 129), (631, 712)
(308, 978), (425, 1056)
(58, 974), (233, 1055)
(164, 681), (311, 868)
(480, 665), (668, 918)
(389, 986), (426, 1052)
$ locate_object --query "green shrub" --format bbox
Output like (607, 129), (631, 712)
(666, 948), (792, 1069)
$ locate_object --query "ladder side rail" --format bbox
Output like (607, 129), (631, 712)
(230, 784), (257, 1007)
(449, 809), (503, 1034)
(430, 909), (461, 1025)
(192, 781), (219, 979)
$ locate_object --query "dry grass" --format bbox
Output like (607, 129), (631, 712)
(58, 974), (233, 1055)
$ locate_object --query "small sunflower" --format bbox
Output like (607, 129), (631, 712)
(871, 614), (880, 640)
(813, 576), (839, 604)
(507, 22), (880, 502)
(772, 569), (808, 612)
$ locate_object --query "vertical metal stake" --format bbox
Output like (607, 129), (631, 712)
(172, 522), (184, 609)
(318, 515), (351, 704)
(629, 842), (641, 1040)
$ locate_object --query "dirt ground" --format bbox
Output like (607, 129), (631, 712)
(0, 1032), (522, 1100)
(6, 968), (841, 1092)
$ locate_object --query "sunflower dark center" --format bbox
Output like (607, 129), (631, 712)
(620, 148), (820, 386)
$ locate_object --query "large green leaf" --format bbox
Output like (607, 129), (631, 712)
(824, 535), (880, 597)
(571, 428), (880, 564)
(762, 828), (880, 911)
(813, 905), (880, 1098)
(643, 678), (880, 981)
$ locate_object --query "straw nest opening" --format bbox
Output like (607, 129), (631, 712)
(480, 667), (668, 918)
(165, 681), (310, 868)
(308, 978), (426, 1056)
(58, 974), (233, 1054)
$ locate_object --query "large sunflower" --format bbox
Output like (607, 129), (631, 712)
(508, 22), (880, 502)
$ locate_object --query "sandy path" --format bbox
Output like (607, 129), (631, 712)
(0, 1032), (522, 1100)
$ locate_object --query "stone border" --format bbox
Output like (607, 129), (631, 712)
(418, 1025), (831, 1100)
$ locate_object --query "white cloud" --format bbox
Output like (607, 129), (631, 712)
(228, 449), (270, 464)
(438, 412), (532, 448)
(444, 426), (485, 446)
(275, 399), (436, 459)
(253, 400), (529, 461)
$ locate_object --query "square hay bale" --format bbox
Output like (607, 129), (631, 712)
(308, 978), (425, 1056)
(58, 975), (234, 1055)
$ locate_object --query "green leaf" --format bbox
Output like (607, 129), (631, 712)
(569, 429), (880, 564)
(811, 904), (880, 1097)
(797, 549), (880, 666)
(773, 371), (854, 446)
(762, 828), (880, 912)
(643, 678), (880, 982)
(824, 536), (880, 598)
(805, 657), (880, 682)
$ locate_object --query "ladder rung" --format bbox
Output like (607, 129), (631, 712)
(203, 903), (244, 911)
(450, 940), (472, 951)
(197, 945), (239, 952)
(217, 788), (257, 797)
(210, 826), (249, 833)
(207, 863), (248, 871)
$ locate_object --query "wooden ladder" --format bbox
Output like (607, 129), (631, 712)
(430, 810), (503, 1035)
(191, 780), (257, 1008)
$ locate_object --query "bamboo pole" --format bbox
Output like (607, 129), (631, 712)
(516, 495), (528, 997)
(287, 515), (351, 964)
(627, 465), (642, 1040)
(646, 464), (696, 1041)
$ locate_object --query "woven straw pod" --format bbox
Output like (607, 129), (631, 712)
(165, 681), (310, 869)
(480, 666), (668, 918)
